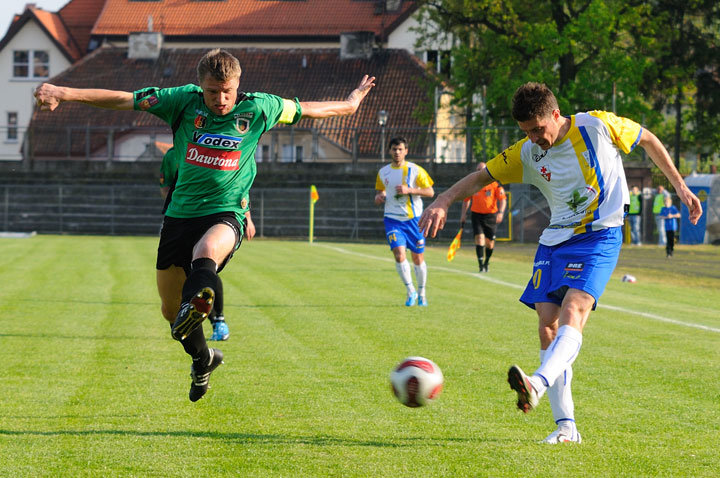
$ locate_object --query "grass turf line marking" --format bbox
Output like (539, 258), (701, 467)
(318, 244), (720, 335)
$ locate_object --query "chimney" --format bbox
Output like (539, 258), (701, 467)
(340, 31), (374, 60)
(128, 31), (163, 60)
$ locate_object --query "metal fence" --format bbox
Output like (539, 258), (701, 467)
(10, 124), (526, 164)
(0, 184), (554, 243)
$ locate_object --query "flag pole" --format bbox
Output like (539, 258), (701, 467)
(309, 191), (315, 244)
(309, 185), (318, 243)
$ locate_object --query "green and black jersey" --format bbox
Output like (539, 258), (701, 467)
(134, 84), (301, 221)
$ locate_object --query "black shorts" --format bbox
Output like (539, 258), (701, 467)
(471, 212), (498, 240)
(156, 212), (244, 275)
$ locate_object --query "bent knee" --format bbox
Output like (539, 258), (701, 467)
(160, 303), (178, 322)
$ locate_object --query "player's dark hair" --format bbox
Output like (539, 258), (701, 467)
(388, 137), (408, 149)
(511, 82), (559, 122)
(197, 49), (242, 83)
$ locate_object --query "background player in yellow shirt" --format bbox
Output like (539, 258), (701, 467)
(375, 137), (434, 306)
(460, 162), (507, 272)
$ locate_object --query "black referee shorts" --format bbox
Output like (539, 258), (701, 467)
(156, 212), (244, 275)
(471, 212), (498, 240)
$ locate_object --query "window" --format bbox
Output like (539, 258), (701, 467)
(13, 50), (49, 79)
(424, 50), (451, 78)
(281, 144), (304, 163)
(7, 112), (18, 141)
(255, 144), (270, 162)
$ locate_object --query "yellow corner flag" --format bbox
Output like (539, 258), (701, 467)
(446, 225), (463, 261)
(310, 185), (319, 204)
(309, 185), (319, 243)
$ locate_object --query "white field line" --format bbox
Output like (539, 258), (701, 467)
(318, 244), (720, 334)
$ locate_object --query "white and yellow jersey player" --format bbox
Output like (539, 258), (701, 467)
(490, 110), (641, 246)
(419, 82), (702, 445)
(374, 137), (434, 306)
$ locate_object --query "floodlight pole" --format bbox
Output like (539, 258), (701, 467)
(378, 109), (388, 161)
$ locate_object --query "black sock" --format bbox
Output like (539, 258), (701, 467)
(476, 245), (485, 265)
(485, 247), (494, 265)
(210, 276), (224, 323)
(182, 258), (219, 303)
(179, 324), (210, 365)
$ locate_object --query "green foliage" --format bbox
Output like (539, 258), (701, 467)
(414, 0), (720, 159)
(0, 236), (719, 476)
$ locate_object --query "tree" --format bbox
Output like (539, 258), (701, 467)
(413, 0), (720, 166)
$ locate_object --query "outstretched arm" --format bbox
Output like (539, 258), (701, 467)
(638, 129), (702, 225)
(418, 169), (494, 237)
(34, 83), (134, 112)
(299, 75), (375, 119)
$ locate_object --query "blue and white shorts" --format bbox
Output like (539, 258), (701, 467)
(519, 227), (622, 310)
(384, 217), (425, 254)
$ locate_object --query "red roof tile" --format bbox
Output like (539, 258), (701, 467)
(30, 7), (84, 60)
(58, 0), (107, 54)
(29, 46), (434, 159)
(92, 0), (416, 38)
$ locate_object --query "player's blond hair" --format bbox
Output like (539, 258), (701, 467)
(196, 49), (242, 82)
(511, 82), (559, 122)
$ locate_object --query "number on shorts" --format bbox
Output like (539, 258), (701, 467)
(532, 269), (542, 289)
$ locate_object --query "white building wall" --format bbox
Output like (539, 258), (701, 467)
(387, 15), (454, 55)
(0, 21), (71, 160)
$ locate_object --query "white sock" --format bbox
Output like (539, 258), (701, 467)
(395, 260), (415, 294)
(540, 349), (576, 426)
(533, 325), (583, 392)
(413, 261), (427, 297)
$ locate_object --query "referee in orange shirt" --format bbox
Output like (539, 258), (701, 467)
(460, 162), (507, 272)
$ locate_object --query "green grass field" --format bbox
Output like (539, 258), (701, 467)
(1, 235), (718, 477)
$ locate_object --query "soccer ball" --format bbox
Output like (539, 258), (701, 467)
(390, 356), (444, 407)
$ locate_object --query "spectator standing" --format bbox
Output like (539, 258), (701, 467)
(659, 195), (681, 258)
(628, 185), (642, 245)
(652, 185), (671, 246)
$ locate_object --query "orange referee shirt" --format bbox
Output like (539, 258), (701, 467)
(468, 182), (506, 214)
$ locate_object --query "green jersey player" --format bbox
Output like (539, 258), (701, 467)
(35, 49), (375, 401)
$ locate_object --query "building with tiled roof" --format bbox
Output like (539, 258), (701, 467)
(3, 0), (464, 164)
(91, 0), (417, 48)
(28, 46), (444, 163)
(0, 0), (105, 160)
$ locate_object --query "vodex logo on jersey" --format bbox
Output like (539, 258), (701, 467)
(191, 131), (242, 149)
(186, 132), (242, 171)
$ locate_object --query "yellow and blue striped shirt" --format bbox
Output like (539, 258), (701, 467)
(487, 111), (642, 245)
(375, 162), (434, 221)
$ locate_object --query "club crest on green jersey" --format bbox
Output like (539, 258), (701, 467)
(235, 118), (250, 134)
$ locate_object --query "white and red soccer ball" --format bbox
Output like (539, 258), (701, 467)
(390, 356), (444, 407)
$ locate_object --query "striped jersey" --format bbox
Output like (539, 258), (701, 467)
(486, 111), (642, 246)
(375, 161), (434, 221)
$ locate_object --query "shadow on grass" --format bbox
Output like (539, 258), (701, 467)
(0, 428), (490, 447)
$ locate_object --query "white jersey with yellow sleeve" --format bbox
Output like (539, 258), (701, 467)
(375, 161), (434, 221)
(486, 111), (642, 246)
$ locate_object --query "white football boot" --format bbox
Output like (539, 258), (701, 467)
(541, 424), (582, 444)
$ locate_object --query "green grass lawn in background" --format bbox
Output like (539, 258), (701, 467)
(0, 236), (718, 477)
